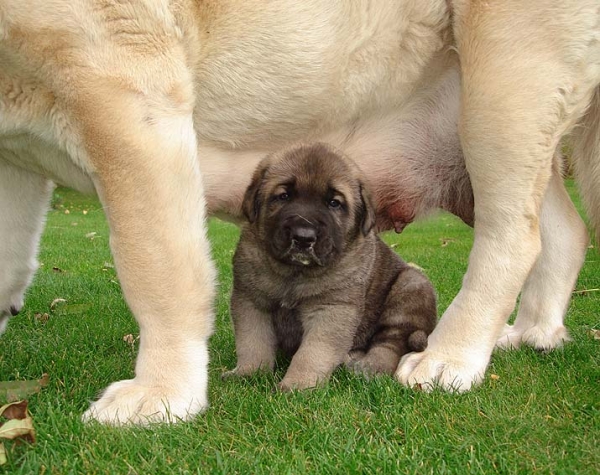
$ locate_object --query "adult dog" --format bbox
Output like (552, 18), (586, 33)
(0, 1), (598, 424)
(225, 144), (437, 390)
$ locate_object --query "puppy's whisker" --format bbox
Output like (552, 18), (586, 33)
(295, 214), (315, 226)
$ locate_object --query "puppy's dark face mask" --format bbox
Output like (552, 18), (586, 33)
(242, 144), (375, 270)
(264, 181), (345, 267)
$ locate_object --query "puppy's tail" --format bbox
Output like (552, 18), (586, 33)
(572, 86), (600, 243)
(407, 330), (429, 352)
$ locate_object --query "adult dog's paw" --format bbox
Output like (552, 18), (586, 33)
(495, 323), (570, 351)
(521, 325), (571, 351)
(277, 372), (323, 392)
(82, 379), (208, 425)
(395, 350), (487, 392)
(495, 324), (524, 350)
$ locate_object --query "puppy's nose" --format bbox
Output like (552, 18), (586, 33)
(291, 226), (317, 249)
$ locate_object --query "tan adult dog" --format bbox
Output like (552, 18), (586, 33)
(0, 1), (598, 425)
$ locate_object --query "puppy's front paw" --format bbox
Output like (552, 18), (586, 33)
(277, 372), (322, 392)
(346, 347), (398, 377)
(82, 378), (208, 425)
(395, 349), (488, 392)
(221, 364), (273, 380)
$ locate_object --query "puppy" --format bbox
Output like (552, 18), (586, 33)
(225, 144), (437, 390)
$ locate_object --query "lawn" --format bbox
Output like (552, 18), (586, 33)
(0, 183), (598, 474)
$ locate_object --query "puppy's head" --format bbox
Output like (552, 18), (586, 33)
(242, 143), (375, 268)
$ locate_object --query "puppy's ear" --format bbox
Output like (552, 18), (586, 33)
(242, 161), (269, 223)
(358, 183), (376, 236)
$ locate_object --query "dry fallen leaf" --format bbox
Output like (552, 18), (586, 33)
(0, 418), (35, 441)
(490, 374), (500, 381)
(0, 400), (36, 466)
(50, 298), (67, 310)
(85, 232), (97, 239)
(34, 313), (50, 323)
(589, 329), (600, 340)
(123, 334), (140, 349)
(0, 375), (49, 403)
(440, 238), (456, 247)
(0, 401), (28, 421)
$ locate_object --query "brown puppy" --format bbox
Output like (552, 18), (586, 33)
(225, 144), (437, 391)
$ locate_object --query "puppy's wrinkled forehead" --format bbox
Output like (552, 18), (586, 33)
(268, 144), (356, 194)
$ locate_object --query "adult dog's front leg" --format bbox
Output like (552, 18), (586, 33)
(397, 2), (593, 391)
(77, 85), (216, 425)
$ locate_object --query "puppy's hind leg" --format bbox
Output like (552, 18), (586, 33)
(0, 160), (54, 334)
(348, 266), (437, 376)
(496, 166), (588, 351)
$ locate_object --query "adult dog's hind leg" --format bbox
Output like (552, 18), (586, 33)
(496, 167), (588, 351)
(0, 160), (53, 334)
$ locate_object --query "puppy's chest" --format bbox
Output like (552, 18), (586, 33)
(268, 277), (325, 310)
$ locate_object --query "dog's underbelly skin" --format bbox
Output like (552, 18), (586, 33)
(197, 66), (472, 232)
(188, 0), (469, 231)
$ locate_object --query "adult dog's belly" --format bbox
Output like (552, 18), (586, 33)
(198, 67), (473, 233)
(190, 1), (472, 232)
(190, 0), (452, 149)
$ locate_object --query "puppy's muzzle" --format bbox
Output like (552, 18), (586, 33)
(291, 226), (317, 250)
(284, 224), (323, 266)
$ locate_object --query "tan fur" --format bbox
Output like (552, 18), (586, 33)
(0, 0), (598, 423)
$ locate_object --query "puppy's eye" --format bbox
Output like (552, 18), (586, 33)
(277, 192), (290, 201)
(328, 199), (342, 209)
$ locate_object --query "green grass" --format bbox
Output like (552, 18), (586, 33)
(1, 182), (598, 474)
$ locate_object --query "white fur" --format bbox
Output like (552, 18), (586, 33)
(82, 340), (209, 425)
(0, 161), (54, 334)
(496, 169), (589, 351)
